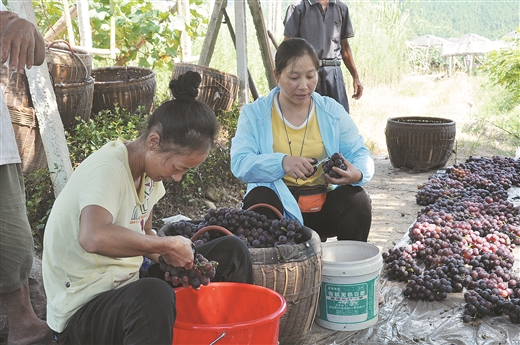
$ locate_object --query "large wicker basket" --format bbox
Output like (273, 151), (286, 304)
(9, 105), (47, 174)
(249, 228), (322, 345)
(46, 40), (93, 83)
(158, 205), (322, 345)
(171, 63), (239, 113)
(91, 66), (156, 116)
(53, 77), (94, 130)
(0, 66), (32, 108)
(385, 116), (456, 172)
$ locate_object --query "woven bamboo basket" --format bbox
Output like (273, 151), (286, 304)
(8, 105), (47, 174)
(385, 116), (456, 172)
(171, 63), (239, 113)
(46, 40), (93, 83)
(53, 77), (94, 130)
(249, 228), (322, 345)
(158, 204), (322, 345)
(91, 66), (156, 116)
(0, 66), (32, 108)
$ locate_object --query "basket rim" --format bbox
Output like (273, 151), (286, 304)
(92, 66), (155, 85)
(53, 77), (94, 88)
(387, 116), (455, 125)
(173, 62), (239, 80)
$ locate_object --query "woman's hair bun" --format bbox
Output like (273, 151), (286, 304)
(169, 71), (202, 100)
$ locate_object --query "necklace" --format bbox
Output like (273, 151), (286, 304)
(277, 93), (313, 182)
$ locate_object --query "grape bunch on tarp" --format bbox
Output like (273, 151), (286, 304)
(160, 207), (310, 248)
(382, 156), (520, 324)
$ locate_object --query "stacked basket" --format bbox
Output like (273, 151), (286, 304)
(0, 65), (46, 174)
(171, 63), (240, 114)
(91, 66), (156, 116)
(46, 40), (94, 130)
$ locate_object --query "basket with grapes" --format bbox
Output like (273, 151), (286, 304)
(158, 204), (322, 345)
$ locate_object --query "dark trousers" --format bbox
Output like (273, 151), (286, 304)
(54, 236), (253, 344)
(244, 185), (372, 242)
(317, 65), (350, 113)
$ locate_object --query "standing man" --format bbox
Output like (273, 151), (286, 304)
(0, 3), (50, 345)
(283, 0), (363, 113)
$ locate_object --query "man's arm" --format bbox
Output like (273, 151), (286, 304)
(340, 37), (363, 100)
(0, 10), (46, 73)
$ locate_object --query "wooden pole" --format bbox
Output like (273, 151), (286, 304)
(110, 0), (116, 59)
(43, 5), (77, 41)
(61, 0), (75, 45)
(248, 0), (276, 90)
(199, 0), (226, 67)
(234, 0), (249, 105)
(222, 9), (259, 100)
(76, 0), (92, 50)
(178, 0), (192, 62)
(8, 1), (73, 196)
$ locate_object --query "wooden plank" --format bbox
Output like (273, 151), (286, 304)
(235, 0), (249, 105)
(248, 0), (276, 89)
(199, 0), (226, 67)
(178, 0), (191, 62)
(61, 0), (75, 45)
(8, 1), (73, 196)
(76, 0), (92, 49)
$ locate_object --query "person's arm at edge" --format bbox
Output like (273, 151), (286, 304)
(0, 10), (46, 72)
(78, 205), (194, 269)
(340, 37), (363, 100)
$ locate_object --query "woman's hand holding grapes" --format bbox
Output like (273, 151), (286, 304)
(160, 235), (194, 270)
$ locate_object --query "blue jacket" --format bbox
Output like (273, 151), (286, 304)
(231, 86), (374, 223)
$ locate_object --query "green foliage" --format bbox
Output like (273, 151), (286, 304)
(481, 35), (520, 108)
(67, 108), (146, 166)
(34, 0), (209, 71)
(25, 167), (55, 252)
(406, 0), (519, 40)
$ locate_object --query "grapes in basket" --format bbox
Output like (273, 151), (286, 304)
(158, 253), (218, 290)
(322, 152), (347, 178)
(160, 207), (311, 248)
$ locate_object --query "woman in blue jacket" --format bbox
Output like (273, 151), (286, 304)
(230, 38), (374, 242)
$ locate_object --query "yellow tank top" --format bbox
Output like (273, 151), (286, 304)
(271, 99), (327, 187)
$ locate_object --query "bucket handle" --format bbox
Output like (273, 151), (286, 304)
(246, 203), (284, 220)
(190, 225), (233, 242)
(46, 40), (90, 81)
(208, 331), (226, 345)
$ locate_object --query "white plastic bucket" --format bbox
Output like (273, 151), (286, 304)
(315, 241), (383, 331)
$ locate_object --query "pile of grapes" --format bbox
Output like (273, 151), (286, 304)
(382, 156), (520, 324)
(160, 207), (309, 248)
(321, 152), (347, 178)
(158, 253), (217, 290)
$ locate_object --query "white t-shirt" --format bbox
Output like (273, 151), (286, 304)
(42, 139), (166, 332)
(0, 2), (22, 166)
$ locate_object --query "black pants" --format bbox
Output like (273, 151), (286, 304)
(244, 185), (372, 242)
(317, 65), (350, 113)
(54, 236), (253, 344)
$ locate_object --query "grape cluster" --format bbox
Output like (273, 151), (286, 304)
(382, 155), (520, 325)
(161, 207), (309, 248)
(158, 253), (217, 290)
(322, 152), (347, 178)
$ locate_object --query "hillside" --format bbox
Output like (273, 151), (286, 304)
(404, 0), (519, 40)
